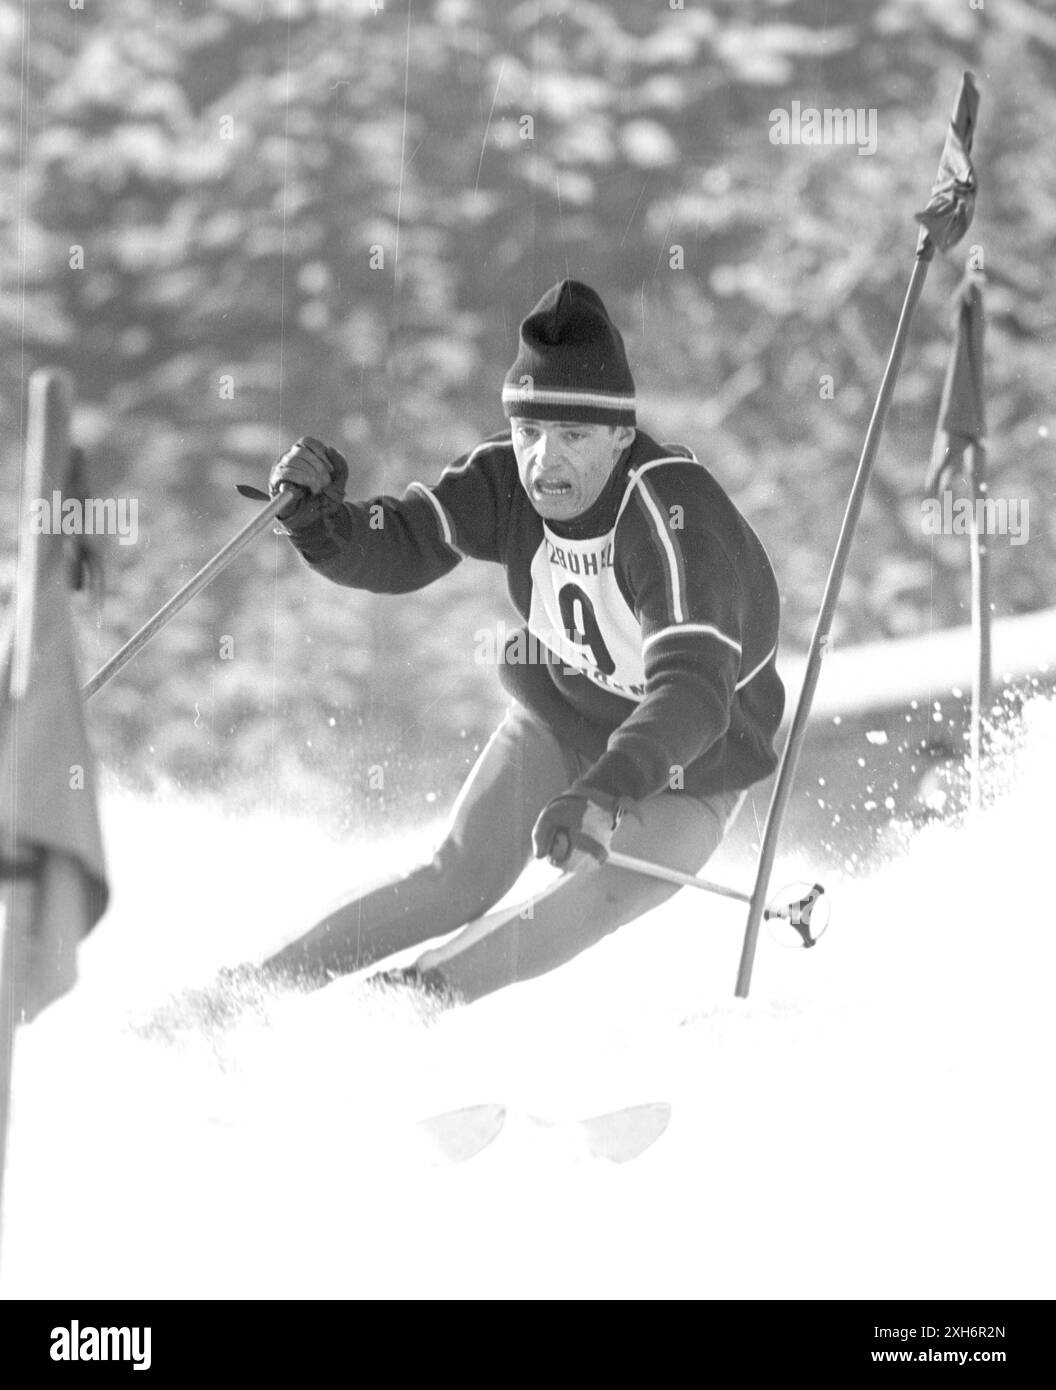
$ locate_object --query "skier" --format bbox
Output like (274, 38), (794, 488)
(259, 280), (784, 1004)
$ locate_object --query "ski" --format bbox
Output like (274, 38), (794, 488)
(555, 1101), (671, 1163)
(415, 1101), (670, 1165)
(415, 1103), (507, 1165)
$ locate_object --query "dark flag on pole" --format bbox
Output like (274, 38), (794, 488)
(1, 372), (109, 1025)
(927, 271), (986, 492)
(734, 72), (982, 998)
(915, 73), (980, 255)
(926, 267), (991, 815)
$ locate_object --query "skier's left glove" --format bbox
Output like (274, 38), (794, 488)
(532, 791), (626, 870)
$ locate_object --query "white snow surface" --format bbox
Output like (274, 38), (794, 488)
(2, 697), (1054, 1300)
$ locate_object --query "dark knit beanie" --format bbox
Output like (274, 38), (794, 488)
(502, 280), (637, 426)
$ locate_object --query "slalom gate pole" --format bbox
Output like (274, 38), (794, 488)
(8, 372), (71, 701)
(968, 438), (992, 814)
(1, 370), (73, 1263)
(0, 877), (25, 1267)
(734, 73), (980, 998)
(83, 487), (300, 701)
(0, 881), (14, 1264)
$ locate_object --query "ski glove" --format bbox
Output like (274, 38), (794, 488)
(267, 436), (349, 532)
(532, 791), (626, 870)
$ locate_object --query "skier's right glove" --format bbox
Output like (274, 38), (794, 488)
(268, 436), (349, 531)
(532, 791), (623, 871)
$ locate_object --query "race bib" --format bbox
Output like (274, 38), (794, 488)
(526, 526), (646, 701)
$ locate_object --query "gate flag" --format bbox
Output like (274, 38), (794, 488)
(927, 270), (986, 493)
(1, 371), (109, 1023)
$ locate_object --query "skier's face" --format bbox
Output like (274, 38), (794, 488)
(511, 419), (635, 521)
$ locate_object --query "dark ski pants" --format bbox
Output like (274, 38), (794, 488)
(263, 703), (744, 1003)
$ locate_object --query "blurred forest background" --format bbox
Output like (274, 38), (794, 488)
(2, 0), (1054, 823)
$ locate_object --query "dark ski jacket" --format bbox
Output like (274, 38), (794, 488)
(282, 429), (785, 805)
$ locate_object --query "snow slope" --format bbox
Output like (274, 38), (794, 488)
(1, 697), (1053, 1300)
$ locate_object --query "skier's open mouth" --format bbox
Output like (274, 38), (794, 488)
(533, 478), (573, 498)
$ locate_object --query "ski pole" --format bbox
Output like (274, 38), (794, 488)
(606, 850), (823, 937)
(606, 850), (750, 905)
(734, 72), (980, 998)
(82, 487), (301, 700)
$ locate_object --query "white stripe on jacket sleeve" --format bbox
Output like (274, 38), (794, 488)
(407, 482), (464, 557)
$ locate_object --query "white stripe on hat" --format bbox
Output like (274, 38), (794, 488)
(501, 386), (637, 410)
